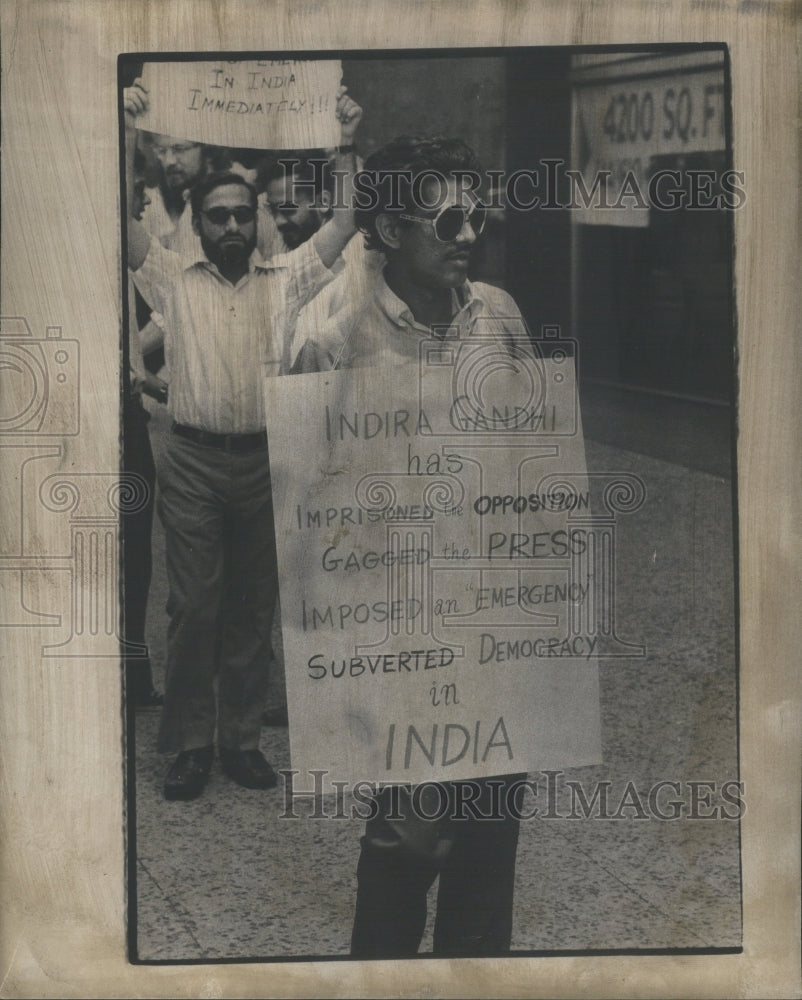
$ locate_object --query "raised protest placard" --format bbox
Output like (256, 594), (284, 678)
(265, 327), (602, 787)
(138, 59), (342, 149)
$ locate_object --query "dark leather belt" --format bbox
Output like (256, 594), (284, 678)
(172, 422), (267, 453)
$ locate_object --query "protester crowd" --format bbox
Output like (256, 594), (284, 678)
(124, 68), (535, 957)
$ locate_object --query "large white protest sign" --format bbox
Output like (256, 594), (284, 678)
(265, 327), (603, 787)
(138, 59), (342, 149)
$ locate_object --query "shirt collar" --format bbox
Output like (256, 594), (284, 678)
(188, 248), (269, 276)
(375, 270), (484, 330)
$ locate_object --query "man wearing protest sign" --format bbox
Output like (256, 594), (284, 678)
(303, 136), (534, 956)
(124, 78), (362, 800)
(295, 136), (525, 372)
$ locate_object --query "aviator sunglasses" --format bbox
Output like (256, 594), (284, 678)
(201, 206), (257, 226)
(399, 202), (487, 242)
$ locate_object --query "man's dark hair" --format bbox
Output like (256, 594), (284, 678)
(206, 146), (234, 174)
(229, 147), (268, 173)
(355, 135), (483, 252)
(189, 171), (258, 218)
(258, 151), (334, 201)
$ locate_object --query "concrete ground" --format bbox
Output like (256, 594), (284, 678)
(130, 385), (740, 960)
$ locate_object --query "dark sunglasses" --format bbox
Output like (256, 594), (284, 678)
(201, 206), (256, 226)
(399, 203), (487, 242)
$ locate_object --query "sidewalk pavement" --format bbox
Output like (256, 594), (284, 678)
(131, 395), (740, 960)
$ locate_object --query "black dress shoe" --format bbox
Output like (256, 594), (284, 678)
(219, 748), (278, 789)
(164, 746), (214, 801)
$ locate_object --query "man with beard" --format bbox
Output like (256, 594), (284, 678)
(264, 154), (382, 372)
(263, 154), (333, 251)
(124, 79), (362, 799)
(142, 134), (275, 259)
(140, 134), (211, 256)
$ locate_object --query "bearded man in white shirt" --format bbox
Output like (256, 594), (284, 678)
(124, 79), (362, 800)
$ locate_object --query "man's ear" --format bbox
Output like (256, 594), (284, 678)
(318, 190), (333, 215)
(375, 212), (403, 251)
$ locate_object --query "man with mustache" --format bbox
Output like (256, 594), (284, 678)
(296, 134), (523, 372)
(124, 79), (362, 800)
(263, 154), (382, 376)
(263, 154), (333, 251)
(140, 134), (211, 256)
(299, 135), (529, 957)
(142, 132), (275, 259)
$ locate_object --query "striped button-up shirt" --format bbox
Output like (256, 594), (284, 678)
(135, 237), (341, 433)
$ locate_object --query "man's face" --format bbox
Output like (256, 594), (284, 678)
(132, 175), (151, 222)
(151, 135), (205, 191)
(391, 176), (480, 290)
(193, 183), (257, 270)
(267, 175), (326, 250)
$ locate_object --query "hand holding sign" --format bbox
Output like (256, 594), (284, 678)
(123, 79), (148, 132)
(336, 85), (362, 145)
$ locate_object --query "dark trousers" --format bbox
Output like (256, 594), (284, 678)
(351, 775), (523, 958)
(156, 430), (278, 753)
(123, 395), (157, 700)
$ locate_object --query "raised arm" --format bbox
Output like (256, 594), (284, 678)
(124, 79), (152, 271)
(311, 85), (363, 269)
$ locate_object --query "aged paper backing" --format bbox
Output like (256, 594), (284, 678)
(1, 0), (800, 997)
